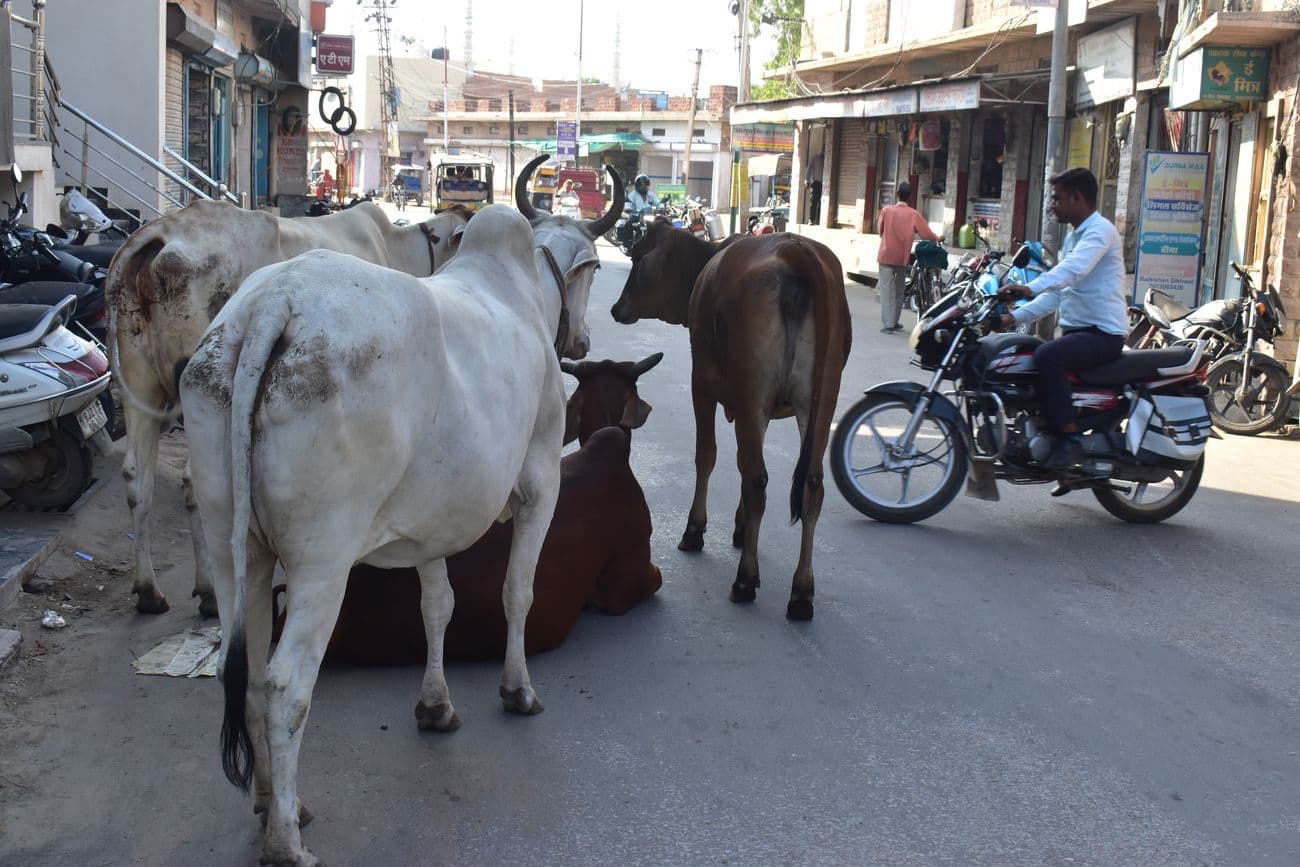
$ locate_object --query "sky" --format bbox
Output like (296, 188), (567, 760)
(327, 0), (779, 97)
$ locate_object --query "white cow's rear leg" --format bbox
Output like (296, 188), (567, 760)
(181, 462), (218, 618)
(414, 557), (459, 732)
(123, 401), (168, 614)
(499, 454), (559, 715)
(261, 558), (350, 867)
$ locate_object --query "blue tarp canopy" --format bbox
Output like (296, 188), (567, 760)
(513, 132), (648, 153)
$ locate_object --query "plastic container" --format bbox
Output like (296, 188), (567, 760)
(957, 222), (976, 249)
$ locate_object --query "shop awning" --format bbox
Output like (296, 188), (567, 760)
(513, 132), (648, 153)
(730, 75), (1039, 125)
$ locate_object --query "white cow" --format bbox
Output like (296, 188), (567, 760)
(107, 199), (471, 616)
(179, 193), (621, 865)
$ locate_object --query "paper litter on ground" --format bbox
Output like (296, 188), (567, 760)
(132, 625), (222, 677)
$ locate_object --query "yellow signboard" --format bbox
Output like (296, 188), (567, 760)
(1067, 118), (1092, 171)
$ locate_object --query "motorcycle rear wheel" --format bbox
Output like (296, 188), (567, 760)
(830, 394), (969, 524)
(1204, 356), (1290, 435)
(3, 429), (94, 511)
(1092, 455), (1203, 524)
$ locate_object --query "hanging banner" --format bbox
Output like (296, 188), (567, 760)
(1134, 150), (1210, 307)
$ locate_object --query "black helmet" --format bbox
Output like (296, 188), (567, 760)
(634, 174), (650, 187)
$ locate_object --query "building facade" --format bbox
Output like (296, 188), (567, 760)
(736, 0), (1300, 373)
(36, 0), (315, 220)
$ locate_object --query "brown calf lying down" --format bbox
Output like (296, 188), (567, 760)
(274, 425), (661, 663)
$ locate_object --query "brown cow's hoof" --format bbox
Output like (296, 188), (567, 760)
(195, 589), (219, 619)
(786, 598), (815, 621)
(729, 581), (758, 604)
(134, 586), (170, 614)
(678, 526), (705, 551)
(500, 686), (545, 715)
(415, 700), (462, 732)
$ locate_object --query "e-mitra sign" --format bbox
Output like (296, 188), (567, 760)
(1133, 151), (1210, 307)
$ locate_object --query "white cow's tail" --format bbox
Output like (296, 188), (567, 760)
(220, 295), (292, 792)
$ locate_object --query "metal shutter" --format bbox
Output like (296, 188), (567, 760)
(835, 118), (867, 230)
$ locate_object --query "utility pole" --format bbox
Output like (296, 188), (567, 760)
(508, 90), (516, 190)
(1040, 0), (1069, 250)
(575, 0), (584, 165)
(682, 49), (703, 189)
(441, 28), (449, 152)
(736, 0), (753, 232)
(739, 0), (751, 102)
(362, 0), (399, 198)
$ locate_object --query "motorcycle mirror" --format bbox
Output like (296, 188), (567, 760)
(1012, 246), (1031, 269)
(45, 222), (69, 240)
(10, 163), (21, 185)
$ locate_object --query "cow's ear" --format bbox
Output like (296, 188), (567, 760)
(622, 395), (652, 430)
(563, 390), (584, 445)
(563, 256), (600, 285)
(451, 227), (465, 247)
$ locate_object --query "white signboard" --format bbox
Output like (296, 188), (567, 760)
(859, 88), (917, 117)
(1075, 18), (1136, 109)
(920, 80), (981, 112)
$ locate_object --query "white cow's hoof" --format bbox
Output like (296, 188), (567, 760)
(259, 846), (320, 867)
(500, 685), (544, 715)
(255, 800), (313, 828)
(415, 699), (461, 732)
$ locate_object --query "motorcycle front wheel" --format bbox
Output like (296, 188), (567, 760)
(1204, 356), (1291, 435)
(1092, 455), (1203, 524)
(830, 394), (969, 524)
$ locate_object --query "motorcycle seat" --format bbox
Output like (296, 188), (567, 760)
(1076, 346), (1196, 386)
(0, 302), (61, 341)
(1146, 291), (1192, 323)
(0, 280), (96, 308)
(60, 243), (118, 268)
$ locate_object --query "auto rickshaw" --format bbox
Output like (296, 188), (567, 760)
(433, 156), (494, 211)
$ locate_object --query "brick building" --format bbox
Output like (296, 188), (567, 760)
(416, 75), (739, 208)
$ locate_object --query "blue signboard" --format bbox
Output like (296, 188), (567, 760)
(556, 121), (577, 159)
(1133, 150), (1210, 307)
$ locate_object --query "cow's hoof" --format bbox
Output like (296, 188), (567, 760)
(786, 598), (814, 621)
(500, 686), (544, 716)
(415, 700), (461, 732)
(259, 846), (320, 867)
(729, 581), (758, 604)
(678, 526), (705, 551)
(134, 586), (170, 614)
(194, 589), (219, 619)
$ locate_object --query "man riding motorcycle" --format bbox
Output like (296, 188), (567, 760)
(628, 174), (659, 214)
(996, 167), (1128, 469)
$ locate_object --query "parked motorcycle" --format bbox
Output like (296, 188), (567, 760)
(1128, 263), (1291, 434)
(612, 203), (654, 256)
(830, 288), (1214, 525)
(0, 294), (113, 509)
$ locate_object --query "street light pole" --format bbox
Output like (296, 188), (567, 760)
(1040, 0), (1069, 250)
(442, 26), (449, 152)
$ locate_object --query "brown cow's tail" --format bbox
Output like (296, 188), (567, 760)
(105, 231), (182, 422)
(779, 238), (847, 524)
(220, 291), (292, 792)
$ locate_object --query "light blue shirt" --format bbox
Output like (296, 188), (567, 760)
(629, 189), (659, 213)
(1012, 211), (1128, 336)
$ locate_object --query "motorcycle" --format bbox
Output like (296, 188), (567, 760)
(0, 294), (113, 509)
(612, 204), (654, 256)
(1128, 263), (1291, 434)
(830, 288), (1215, 525)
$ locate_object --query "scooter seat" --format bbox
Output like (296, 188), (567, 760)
(1076, 346), (1195, 386)
(0, 303), (61, 341)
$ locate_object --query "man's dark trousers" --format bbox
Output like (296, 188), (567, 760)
(1033, 327), (1125, 431)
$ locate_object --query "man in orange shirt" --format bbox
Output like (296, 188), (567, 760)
(876, 181), (941, 332)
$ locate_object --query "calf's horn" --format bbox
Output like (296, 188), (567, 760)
(583, 165), (625, 239)
(515, 154), (549, 222)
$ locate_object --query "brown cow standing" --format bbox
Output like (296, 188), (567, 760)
(610, 223), (851, 620)
(274, 355), (664, 663)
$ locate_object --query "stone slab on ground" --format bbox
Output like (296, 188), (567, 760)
(0, 527), (60, 612)
(0, 628), (20, 668)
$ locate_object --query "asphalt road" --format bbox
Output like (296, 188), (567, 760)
(3, 237), (1299, 865)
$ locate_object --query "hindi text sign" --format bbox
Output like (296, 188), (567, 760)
(1134, 151), (1209, 307)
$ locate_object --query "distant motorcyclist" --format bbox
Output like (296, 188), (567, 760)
(628, 174), (659, 214)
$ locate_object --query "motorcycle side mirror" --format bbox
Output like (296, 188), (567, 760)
(1011, 246), (1031, 269)
(45, 223), (69, 240)
(10, 163), (22, 184)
